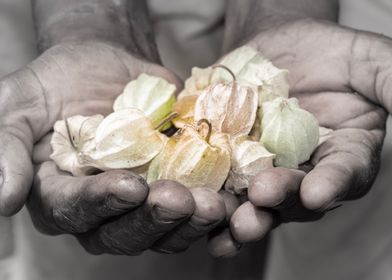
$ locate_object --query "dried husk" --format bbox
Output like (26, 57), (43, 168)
(178, 67), (215, 99)
(113, 73), (176, 129)
(194, 82), (258, 137)
(149, 125), (231, 191)
(211, 46), (289, 104)
(260, 97), (319, 168)
(225, 137), (275, 194)
(82, 108), (166, 170)
(172, 95), (198, 129)
(50, 115), (103, 176)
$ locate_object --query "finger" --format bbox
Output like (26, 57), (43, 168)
(152, 188), (226, 253)
(28, 161), (149, 234)
(77, 180), (195, 255)
(248, 167), (305, 208)
(32, 132), (53, 164)
(230, 202), (274, 243)
(0, 69), (53, 216)
(208, 228), (241, 258)
(219, 190), (240, 224)
(300, 128), (384, 211)
(0, 132), (33, 216)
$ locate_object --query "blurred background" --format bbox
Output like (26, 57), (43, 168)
(0, 0), (391, 279)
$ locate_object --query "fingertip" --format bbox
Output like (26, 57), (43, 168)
(300, 164), (348, 211)
(218, 190), (240, 222)
(148, 180), (195, 221)
(208, 228), (241, 258)
(190, 188), (226, 226)
(101, 170), (149, 206)
(249, 168), (305, 208)
(230, 202), (274, 243)
(0, 166), (33, 217)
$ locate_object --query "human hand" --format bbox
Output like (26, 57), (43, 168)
(10, 41), (235, 255)
(210, 19), (392, 254)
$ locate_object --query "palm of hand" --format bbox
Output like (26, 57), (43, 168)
(245, 20), (392, 221)
(0, 41), (171, 214)
(247, 20), (389, 221)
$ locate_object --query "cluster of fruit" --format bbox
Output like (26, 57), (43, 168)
(51, 46), (329, 194)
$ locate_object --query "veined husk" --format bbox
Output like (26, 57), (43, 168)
(211, 46), (289, 104)
(148, 125), (231, 192)
(172, 95), (198, 129)
(113, 73), (176, 129)
(81, 108), (166, 170)
(50, 115), (104, 176)
(260, 97), (319, 168)
(194, 82), (258, 137)
(225, 137), (275, 194)
(175, 46), (289, 129)
(178, 67), (215, 99)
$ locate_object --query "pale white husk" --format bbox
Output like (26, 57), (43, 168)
(260, 97), (319, 168)
(194, 82), (258, 137)
(113, 74), (176, 128)
(82, 108), (166, 170)
(225, 137), (275, 194)
(50, 115), (103, 176)
(148, 126), (231, 191)
(179, 46), (289, 104)
(178, 67), (215, 99)
(212, 46), (289, 104)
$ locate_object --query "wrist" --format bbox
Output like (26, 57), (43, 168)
(33, 0), (160, 62)
(223, 0), (339, 51)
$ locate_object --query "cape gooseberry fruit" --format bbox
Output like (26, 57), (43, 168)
(225, 137), (275, 194)
(113, 73), (176, 130)
(148, 119), (231, 192)
(50, 115), (103, 176)
(80, 108), (168, 170)
(260, 97), (319, 168)
(194, 65), (259, 138)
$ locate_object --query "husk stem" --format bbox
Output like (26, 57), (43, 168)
(154, 112), (179, 130)
(197, 118), (212, 143)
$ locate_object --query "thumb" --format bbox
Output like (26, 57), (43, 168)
(0, 70), (48, 216)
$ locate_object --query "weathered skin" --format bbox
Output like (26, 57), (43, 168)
(0, 0), (238, 256)
(210, 0), (392, 256)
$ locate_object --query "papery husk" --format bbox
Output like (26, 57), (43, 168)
(211, 46), (289, 104)
(225, 137), (275, 194)
(82, 108), (166, 170)
(150, 125), (231, 191)
(113, 73), (176, 129)
(194, 82), (258, 137)
(260, 97), (319, 168)
(50, 115), (104, 176)
(172, 95), (198, 129)
(178, 67), (214, 99)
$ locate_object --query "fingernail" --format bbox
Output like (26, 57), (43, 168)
(110, 197), (139, 209)
(151, 205), (190, 223)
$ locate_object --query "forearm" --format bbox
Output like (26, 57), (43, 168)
(32, 0), (160, 62)
(223, 0), (339, 50)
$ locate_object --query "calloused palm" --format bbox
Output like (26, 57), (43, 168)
(219, 19), (392, 245)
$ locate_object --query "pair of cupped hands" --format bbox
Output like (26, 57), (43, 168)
(0, 19), (391, 257)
